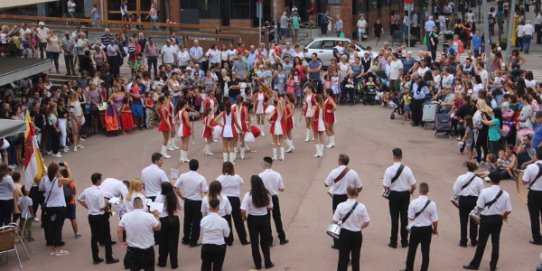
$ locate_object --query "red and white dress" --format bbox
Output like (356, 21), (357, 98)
(254, 92), (267, 114)
(285, 102), (294, 132)
(157, 105), (170, 132)
(303, 93), (316, 117)
(202, 97), (217, 117)
(232, 104), (248, 133)
(202, 116), (216, 139)
(168, 102), (175, 126)
(269, 108), (286, 136)
(177, 110), (192, 137)
(312, 106), (325, 132)
(221, 111), (238, 138)
(324, 97), (336, 124)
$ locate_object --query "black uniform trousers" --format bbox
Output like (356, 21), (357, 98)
(405, 225), (433, 271)
(411, 99), (425, 126)
(388, 191), (410, 246)
(126, 246), (154, 271)
(459, 196), (478, 245)
(158, 216), (180, 268)
(183, 199), (202, 245)
(467, 215), (503, 269)
(89, 214), (113, 262)
(225, 196), (248, 245)
(269, 195), (286, 243)
(247, 214), (272, 269)
(337, 229), (362, 271)
(528, 190), (542, 242)
(201, 244), (227, 271)
(332, 194), (348, 247)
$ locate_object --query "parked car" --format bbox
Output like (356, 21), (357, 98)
(303, 37), (378, 66)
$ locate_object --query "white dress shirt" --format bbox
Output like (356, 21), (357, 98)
(333, 198), (370, 232)
(216, 174), (243, 198)
(175, 171), (208, 200)
(259, 169), (285, 196)
(408, 195), (438, 227)
(141, 164), (169, 197)
(523, 161), (542, 191)
(324, 165), (363, 195)
(119, 209), (159, 249)
(154, 194), (183, 218)
(477, 185), (512, 216)
(525, 24), (535, 36)
(383, 162), (417, 192)
(200, 212), (230, 245)
(99, 178), (128, 199)
(241, 192), (273, 216)
(77, 185), (106, 215)
(123, 192), (147, 212)
(453, 172), (484, 196)
(39, 176), (66, 208)
(201, 195), (232, 217)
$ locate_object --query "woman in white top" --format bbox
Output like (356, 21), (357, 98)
(220, 44), (229, 64)
(253, 84), (268, 136)
(201, 181), (232, 218)
(155, 182), (182, 269)
(303, 84), (316, 142)
(214, 101), (242, 163)
(338, 55), (352, 83)
(205, 44), (221, 67)
(68, 91), (84, 152)
(241, 175), (274, 269)
(312, 94), (326, 158)
(0, 164), (15, 226)
(177, 45), (190, 70)
(123, 178), (146, 213)
(226, 43), (237, 62)
(524, 71), (537, 89)
(268, 98), (287, 161)
(39, 161), (73, 256)
(216, 162), (249, 245)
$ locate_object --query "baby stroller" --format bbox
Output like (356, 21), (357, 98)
(434, 104), (452, 136)
(362, 83), (378, 105)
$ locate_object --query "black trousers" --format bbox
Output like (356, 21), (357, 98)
(468, 215), (503, 269)
(147, 56), (158, 78)
(39, 42), (46, 59)
(183, 199), (202, 245)
(337, 229), (362, 271)
(158, 216), (180, 268)
(89, 214), (113, 261)
(64, 55), (75, 74)
(388, 191), (410, 245)
(405, 226), (432, 271)
(459, 196), (478, 244)
(475, 129), (488, 163)
(411, 99), (424, 126)
(0, 199), (14, 226)
(332, 194), (348, 246)
(45, 207), (66, 247)
(201, 244), (226, 271)
(29, 187), (44, 219)
(108, 55), (120, 77)
(528, 190), (542, 242)
(126, 246), (154, 271)
(269, 195), (286, 243)
(247, 214), (272, 269)
(225, 196), (248, 245)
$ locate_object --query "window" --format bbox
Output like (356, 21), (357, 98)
(328, 0), (342, 4)
(322, 40), (335, 49)
(231, 0), (250, 19)
(199, 0), (220, 18)
(309, 41), (323, 49)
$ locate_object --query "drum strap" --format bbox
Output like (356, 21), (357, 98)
(460, 175), (477, 191)
(528, 164), (542, 189)
(333, 167), (350, 184)
(485, 190), (503, 209)
(390, 164), (405, 185)
(413, 199), (431, 219)
(340, 202), (358, 224)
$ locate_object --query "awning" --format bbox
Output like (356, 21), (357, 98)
(0, 58), (50, 87)
(0, 0), (57, 9)
(0, 119), (26, 138)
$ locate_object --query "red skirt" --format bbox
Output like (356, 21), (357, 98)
(324, 112), (335, 124)
(121, 112), (135, 130)
(158, 120), (169, 132)
(286, 117), (294, 131)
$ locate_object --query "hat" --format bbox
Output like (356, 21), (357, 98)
(38, 22), (45, 26)
(263, 156), (273, 165)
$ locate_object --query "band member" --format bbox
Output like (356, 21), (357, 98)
(325, 154), (363, 249)
(259, 157), (289, 246)
(383, 148), (417, 248)
(176, 99), (192, 163)
(303, 85), (316, 142)
(324, 88), (337, 148)
(167, 93), (180, 151)
(463, 173), (512, 270)
(522, 146), (542, 245)
(200, 198), (230, 271)
(202, 108), (216, 156)
(312, 94), (326, 158)
(202, 92), (218, 118)
(157, 96), (172, 158)
(284, 93), (296, 153)
(268, 98), (287, 161)
(401, 183), (438, 271)
(215, 100), (242, 163)
(453, 162), (484, 247)
(233, 96), (250, 160)
(155, 182), (182, 269)
(333, 184), (370, 271)
(253, 88), (268, 137)
(77, 173), (119, 265)
(241, 175), (274, 270)
(201, 181), (232, 219)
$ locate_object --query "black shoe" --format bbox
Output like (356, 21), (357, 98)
(462, 265), (479, 270)
(459, 242), (467, 247)
(280, 239), (289, 245)
(401, 242), (409, 248)
(265, 262), (274, 269)
(110, 241), (117, 245)
(171, 264), (178, 269)
(59, 241), (65, 246)
(157, 263), (166, 267)
(241, 241), (251, 246)
(411, 123), (419, 127)
(181, 240), (189, 245)
(331, 244), (339, 250)
(189, 243), (202, 247)
(388, 243), (397, 248)
(529, 240), (542, 245)
(106, 258), (119, 264)
(471, 240), (478, 247)
(93, 258), (104, 265)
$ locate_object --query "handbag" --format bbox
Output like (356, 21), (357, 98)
(406, 199), (432, 232)
(326, 202), (359, 239)
(43, 177), (57, 220)
(470, 189), (503, 224)
(382, 164), (405, 199)
(327, 167), (350, 197)
(450, 175), (477, 208)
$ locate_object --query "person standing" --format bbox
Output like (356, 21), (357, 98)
(141, 153), (169, 201)
(174, 159), (208, 247)
(389, 52), (404, 94)
(357, 14), (368, 42)
(453, 162), (484, 247)
(77, 172), (119, 265)
(320, 11), (331, 35)
(35, 22), (49, 59)
(106, 40), (122, 78)
(324, 154), (363, 249)
(200, 198), (230, 271)
(410, 75), (429, 127)
(117, 197), (161, 271)
(67, 0), (77, 19)
(61, 32), (76, 76)
(241, 175), (274, 270)
(427, 26), (439, 61)
(333, 184), (370, 271)
(280, 11), (289, 40)
(259, 156), (289, 246)
(0, 163), (15, 226)
(524, 20), (535, 54)
(383, 148), (417, 249)
(155, 182), (182, 269)
(401, 183), (438, 271)
(522, 146), (542, 245)
(46, 30), (62, 73)
(463, 173), (512, 270)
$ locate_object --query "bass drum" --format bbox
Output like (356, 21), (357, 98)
(326, 223), (341, 240)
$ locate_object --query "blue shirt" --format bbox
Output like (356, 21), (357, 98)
(308, 60), (322, 81)
(472, 35), (482, 49)
(411, 83), (429, 100)
(533, 125), (542, 149)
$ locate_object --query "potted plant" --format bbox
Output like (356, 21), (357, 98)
(499, 36), (507, 50)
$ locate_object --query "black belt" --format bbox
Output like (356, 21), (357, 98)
(128, 246), (153, 252)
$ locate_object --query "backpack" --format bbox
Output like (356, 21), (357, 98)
(64, 184), (74, 203)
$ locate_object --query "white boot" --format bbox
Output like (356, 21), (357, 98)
(223, 152), (228, 162)
(327, 136), (335, 148)
(161, 145), (171, 159)
(179, 150), (185, 163)
(280, 147), (285, 161)
(203, 144), (207, 154)
(205, 143), (214, 155)
(170, 137), (180, 150)
(260, 124), (266, 137)
(286, 139), (295, 153)
(305, 129), (310, 142)
(272, 148), (278, 161)
(167, 138), (175, 151)
(183, 150), (190, 163)
(229, 152), (236, 165)
(313, 144), (319, 157)
(240, 147), (246, 160)
(319, 144), (324, 157)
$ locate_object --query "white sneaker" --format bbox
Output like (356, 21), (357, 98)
(52, 153), (62, 158)
(62, 147), (69, 153)
(77, 144), (85, 149)
(73, 146), (78, 152)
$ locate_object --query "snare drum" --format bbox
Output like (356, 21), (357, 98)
(326, 223), (341, 239)
(469, 209), (481, 224)
(381, 188), (390, 199)
(450, 195), (460, 208)
(406, 222), (414, 233)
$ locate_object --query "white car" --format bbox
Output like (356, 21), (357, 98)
(303, 37), (378, 66)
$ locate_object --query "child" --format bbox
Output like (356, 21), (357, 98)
(18, 186), (34, 241)
(402, 90), (412, 123)
(202, 108), (216, 155)
(343, 73), (355, 103)
(144, 92), (154, 129)
(12, 172), (22, 223)
(461, 115), (475, 162)
(330, 70), (340, 100)
(323, 74), (331, 93)
(374, 18), (383, 46)
(120, 97), (135, 134)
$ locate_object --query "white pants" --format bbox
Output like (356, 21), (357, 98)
(58, 118), (67, 147)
